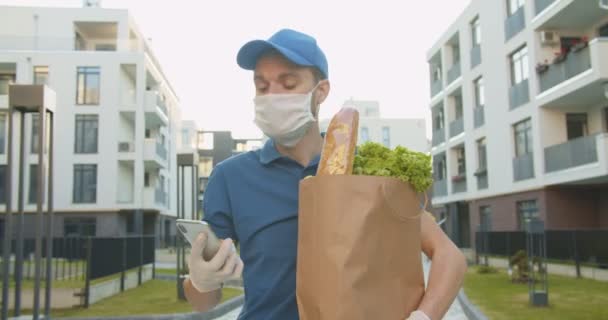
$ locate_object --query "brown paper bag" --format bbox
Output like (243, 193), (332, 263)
(297, 175), (425, 320)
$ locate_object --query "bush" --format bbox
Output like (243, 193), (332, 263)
(477, 265), (499, 274)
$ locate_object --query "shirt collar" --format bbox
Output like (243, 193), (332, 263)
(258, 133), (326, 167)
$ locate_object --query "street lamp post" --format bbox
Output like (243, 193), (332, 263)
(526, 218), (548, 307)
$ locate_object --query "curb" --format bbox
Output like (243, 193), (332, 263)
(55, 295), (245, 320)
(457, 288), (488, 320)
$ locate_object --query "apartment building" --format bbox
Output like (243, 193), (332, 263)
(428, 0), (608, 249)
(0, 4), (184, 246)
(320, 100), (429, 153)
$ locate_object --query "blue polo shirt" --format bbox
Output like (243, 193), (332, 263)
(203, 139), (319, 320)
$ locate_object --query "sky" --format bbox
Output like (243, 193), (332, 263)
(0, 0), (470, 139)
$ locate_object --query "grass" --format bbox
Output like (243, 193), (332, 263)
(46, 280), (242, 318)
(6, 267), (151, 290)
(464, 266), (608, 319)
(155, 268), (178, 276)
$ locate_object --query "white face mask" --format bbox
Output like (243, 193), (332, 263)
(254, 84), (319, 147)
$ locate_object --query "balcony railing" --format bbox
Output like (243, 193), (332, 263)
(471, 45), (482, 68)
(154, 188), (167, 205)
(474, 106), (485, 128)
(432, 128), (446, 146)
(0, 35), (140, 52)
(476, 173), (489, 190)
(535, 0), (556, 15)
(509, 79), (530, 109)
(156, 142), (167, 160)
(544, 134), (598, 173)
(447, 62), (461, 84)
(156, 94), (168, 116)
(505, 7), (526, 41)
(433, 179), (448, 197)
(430, 79), (443, 97)
(452, 177), (467, 193)
(513, 153), (535, 181)
(538, 45), (592, 93)
(449, 118), (464, 138)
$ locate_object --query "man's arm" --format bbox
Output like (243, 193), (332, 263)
(183, 278), (222, 312)
(416, 213), (468, 320)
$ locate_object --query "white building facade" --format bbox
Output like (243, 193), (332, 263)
(0, 5), (185, 246)
(320, 100), (429, 153)
(428, 0), (608, 248)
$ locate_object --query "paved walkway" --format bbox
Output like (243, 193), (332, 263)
(214, 256), (468, 320)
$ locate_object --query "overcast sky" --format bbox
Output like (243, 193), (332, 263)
(0, 0), (470, 139)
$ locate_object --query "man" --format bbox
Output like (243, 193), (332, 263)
(184, 29), (467, 320)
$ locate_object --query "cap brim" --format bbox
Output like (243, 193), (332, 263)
(236, 40), (314, 71)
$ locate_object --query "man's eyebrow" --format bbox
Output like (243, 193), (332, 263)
(278, 72), (301, 80)
(253, 74), (266, 81)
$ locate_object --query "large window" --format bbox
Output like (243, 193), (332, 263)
(477, 138), (487, 170)
(513, 118), (533, 157)
(510, 46), (529, 85)
(507, 0), (525, 15)
(456, 147), (466, 175)
(434, 154), (447, 181)
(474, 77), (485, 107)
(471, 17), (482, 46)
(382, 127), (390, 148)
(73, 164), (97, 203)
(29, 164), (39, 204)
(517, 200), (539, 231)
(75, 114), (98, 153)
(33, 66), (49, 85)
(76, 66), (100, 105)
(566, 113), (588, 140)
(434, 107), (445, 130)
(454, 95), (463, 119)
(64, 218), (96, 237)
(360, 126), (369, 143)
(31, 114), (39, 154)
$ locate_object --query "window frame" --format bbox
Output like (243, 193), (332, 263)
(76, 66), (101, 105)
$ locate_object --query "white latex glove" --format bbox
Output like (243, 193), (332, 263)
(187, 233), (243, 293)
(407, 310), (431, 320)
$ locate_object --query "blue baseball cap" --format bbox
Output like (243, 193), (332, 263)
(237, 28), (328, 79)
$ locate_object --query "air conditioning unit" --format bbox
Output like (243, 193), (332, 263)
(540, 31), (559, 46)
(118, 142), (132, 152)
(600, 0), (608, 10)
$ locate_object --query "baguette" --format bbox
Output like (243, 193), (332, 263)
(317, 107), (359, 175)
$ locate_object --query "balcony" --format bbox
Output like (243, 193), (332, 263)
(545, 134), (599, 173)
(474, 106), (485, 128)
(536, 39), (608, 109)
(535, 0), (556, 15)
(476, 170), (489, 190)
(452, 176), (467, 193)
(505, 7), (526, 41)
(433, 179), (448, 197)
(143, 138), (167, 169)
(509, 79), (530, 110)
(513, 153), (535, 181)
(447, 62), (461, 84)
(144, 91), (169, 126)
(449, 118), (464, 138)
(432, 128), (446, 147)
(143, 187), (166, 211)
(430, 79), (443, 97)
(471, 45), (482, 69)
(155, 188), (167, 205)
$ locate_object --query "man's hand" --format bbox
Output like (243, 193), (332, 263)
(188, 233), (243, 293)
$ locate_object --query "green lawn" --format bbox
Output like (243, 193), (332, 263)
(6, 267), (150, 289)
(464, 266), (608, 319)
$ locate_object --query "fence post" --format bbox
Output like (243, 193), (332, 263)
(152, 237), (156, 280)
(84, 237), (92, 308)
(138, 235), (143, 286)
(121, 237), (126, 292)
(573, 231), (581, 278)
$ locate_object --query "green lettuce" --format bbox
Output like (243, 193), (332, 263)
(353, 142), (433, 193)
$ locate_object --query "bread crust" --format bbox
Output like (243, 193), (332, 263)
(317, 108), (360, 175)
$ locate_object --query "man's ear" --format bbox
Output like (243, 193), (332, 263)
(314, 80), (330, 105)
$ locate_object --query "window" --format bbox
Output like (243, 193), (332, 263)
(566, 113), (588, 140)
(513, 119), (533, 157)
(454, 95), (463, 119)
(360, 127), (369, 143)
(144, 172), (150, 187)
(31, 114), (39, 154)
(471, 17), (482, 46)
(0, 74), (15, 95)
(181, 129), (190, 148)
(74, 114), (98, 153)
(382, 127), (390, 147)
(456, 147), (466, 175)
(76, 66), (100, 105)
(477, 138), (487, 171)
(435, 155), (447, 181)
(432, 65), (442, 82)
(0, 113), (5, 154)
(510, 46), (529, 85)
(29, 164), (39, 204)
(434, 107), (445, 130)
(507, 0), (525, 16)
(73, 164), (97, 203)
(452, 44), (461, 64)
(126, 214), (135, 234)
(479, 206), (492, 231)
(517, 200), (539, 231)
(33, 66), (49, 85)
(64, 218), (96, 237)
(474, 77), (485, 107)
(599, 23), (608, 37)
(0, 165), (6, 204)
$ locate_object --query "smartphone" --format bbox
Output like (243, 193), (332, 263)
(176, 219), (221, 261)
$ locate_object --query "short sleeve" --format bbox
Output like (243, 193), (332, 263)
(202, 165), (238, 241)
